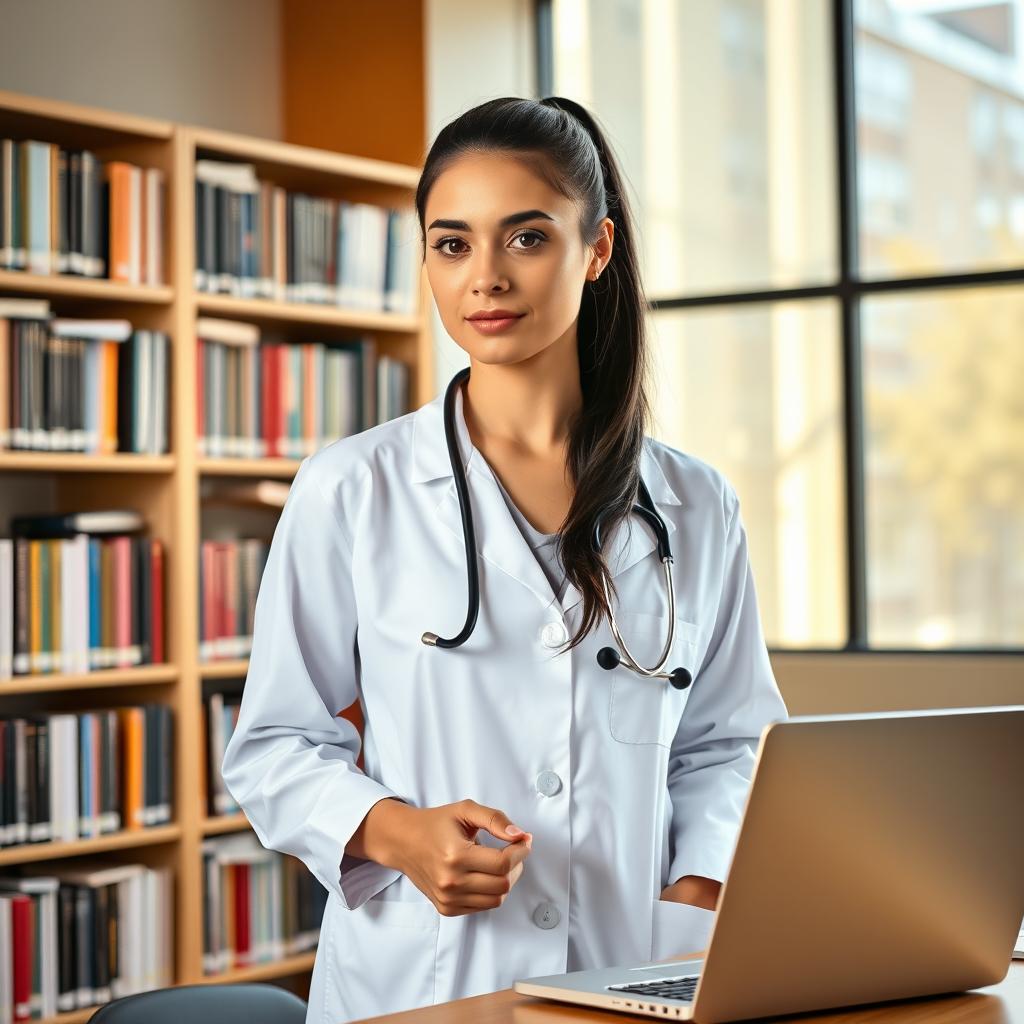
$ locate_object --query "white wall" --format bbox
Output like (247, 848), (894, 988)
(0, 0), (282, 138)
(423, 0), (538, 398)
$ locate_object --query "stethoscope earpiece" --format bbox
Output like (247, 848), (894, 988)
(596, 647), (621, 671)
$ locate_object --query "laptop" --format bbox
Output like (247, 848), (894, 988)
(514, 706), (1024, 1022)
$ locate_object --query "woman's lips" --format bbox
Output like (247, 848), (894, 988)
(466, 314), (525, 335)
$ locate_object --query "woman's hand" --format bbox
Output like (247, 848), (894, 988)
(365, 798), (534, 917)
(659, 874), (721, 911)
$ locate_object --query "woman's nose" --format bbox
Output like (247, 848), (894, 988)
(470, 250), (509, 293)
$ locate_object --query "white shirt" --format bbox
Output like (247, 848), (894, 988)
(220, 383), (789, 1024)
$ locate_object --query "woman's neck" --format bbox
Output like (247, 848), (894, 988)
(461, 333), (583, 458)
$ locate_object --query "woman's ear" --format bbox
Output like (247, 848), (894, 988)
(589, 218), (615, 278)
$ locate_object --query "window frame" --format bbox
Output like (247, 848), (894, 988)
(536, 0), (1024, 655)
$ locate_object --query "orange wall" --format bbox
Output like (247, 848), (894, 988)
(280, 0), (426, 166)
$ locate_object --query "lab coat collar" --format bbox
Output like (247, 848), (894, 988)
(410, 382), (684, 617)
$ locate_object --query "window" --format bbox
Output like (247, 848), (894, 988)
(648, 302), (847, 648)
(542, 0), (1024, 651)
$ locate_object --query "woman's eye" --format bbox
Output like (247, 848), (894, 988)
(512, 230), (544, 249)
(432, 237), (467, 256)
(430, 230), (546, 257)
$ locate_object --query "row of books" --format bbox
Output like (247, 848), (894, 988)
(0, 862), (173, 1020)
(194, 159), (419, 312)
(199, 539), (268, 663)
(0, 140), (165, 284)
(0, 704), (173, 849)
(0, 299), (169, 454)
(197, 317), (397, 458)
(0, 512), (165, 679)
(204, 690), (241, 817)
(202, 832), (324, 975)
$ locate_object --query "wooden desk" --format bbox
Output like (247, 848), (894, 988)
(353, 960), (1024, 1024)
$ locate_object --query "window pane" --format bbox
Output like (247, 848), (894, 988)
(648, 302), (847, 648)
(551, 0), (838, 298)
(862, 286), (1024, 647)
(855, 0), (1024, 278)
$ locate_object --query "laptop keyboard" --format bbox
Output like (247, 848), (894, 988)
(608, 974), (699, 1003)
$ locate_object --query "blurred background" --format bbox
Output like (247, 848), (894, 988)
(0, 0), (1021, 1013)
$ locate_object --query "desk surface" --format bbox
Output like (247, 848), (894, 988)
(354, 960), (1024, 1024)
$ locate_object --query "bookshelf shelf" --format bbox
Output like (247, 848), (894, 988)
(0, 269), (174, 303)
(201, 812), (250, 836)
(0, 823), (182, 867)
(195, 292), (421, 333)
(198, 659), (249, 679)
(0, 664), (177, 695)
(192, 125), (418, 189)
(0, 89), (433, 1002)
(37, 1006), (98, 1024)
(196, 952), (318, 986)
(197, 457), (300, 479)
(0, 88), (173, 143)
(0, 452), (176, 473)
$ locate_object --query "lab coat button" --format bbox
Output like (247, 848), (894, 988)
(535, 770), (562, 796)
(540, 622), (568, 648)
(532, 901), (561, 929)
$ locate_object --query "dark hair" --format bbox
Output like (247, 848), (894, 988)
(414, 96), (652, 651)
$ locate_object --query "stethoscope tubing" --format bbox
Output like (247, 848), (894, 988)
(421, 368), (478, 649)
(421, 367), (692, 691)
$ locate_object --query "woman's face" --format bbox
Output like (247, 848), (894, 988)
(423, 151), (613, 368)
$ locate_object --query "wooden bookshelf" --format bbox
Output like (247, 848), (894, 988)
(0, 824), (182, 868)
(0, 452), (176, 473)
(195, 292), (421, 333)
(0, 664), (177, 696)
(198, 659), (249, 679)
(0, 89), (434, 1019)
(0, 269), (174, 303)
(197, 457), (300, 478)
(201, 812), (250, 836)
(195, 951), (318, 986)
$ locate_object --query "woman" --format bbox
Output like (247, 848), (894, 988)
(221, 95), (788, 1024)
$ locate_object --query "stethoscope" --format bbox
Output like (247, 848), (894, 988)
(421, 368), (693, 692)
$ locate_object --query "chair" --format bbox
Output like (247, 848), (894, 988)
(88, 982), (308, 1023)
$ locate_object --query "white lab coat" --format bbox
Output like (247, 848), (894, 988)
(220, 384), (788, 1024)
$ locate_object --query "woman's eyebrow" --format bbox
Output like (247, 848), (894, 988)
(427, 209), (555, 231)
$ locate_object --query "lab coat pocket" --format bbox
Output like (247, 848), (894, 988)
(650, 897), (715, 963)
(324, 892), (440, 1023)
(608, 613), (702, 746)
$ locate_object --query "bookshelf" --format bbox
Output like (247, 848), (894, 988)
(0, 88), (433, 1017)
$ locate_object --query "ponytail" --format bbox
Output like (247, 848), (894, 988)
(415, 96), (652, 649)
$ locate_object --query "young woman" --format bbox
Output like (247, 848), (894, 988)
(221, 95), (788, 1024)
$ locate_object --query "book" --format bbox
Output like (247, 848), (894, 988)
(205, 691), (241, 816)
(10, 510), (144, 538)
(193, 159), (419, 312)
(201, 833), (324, 975)
(0, 862), (172, 1013)
(0, 874), (58, 1018)
(0, 314), (169, 454)
(0, 141), (160, 283)
(198, 539), (269, 662)
(2, 529), (165, 679)
(0, 704), (171, 846)
(197, 322), (399, 459)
